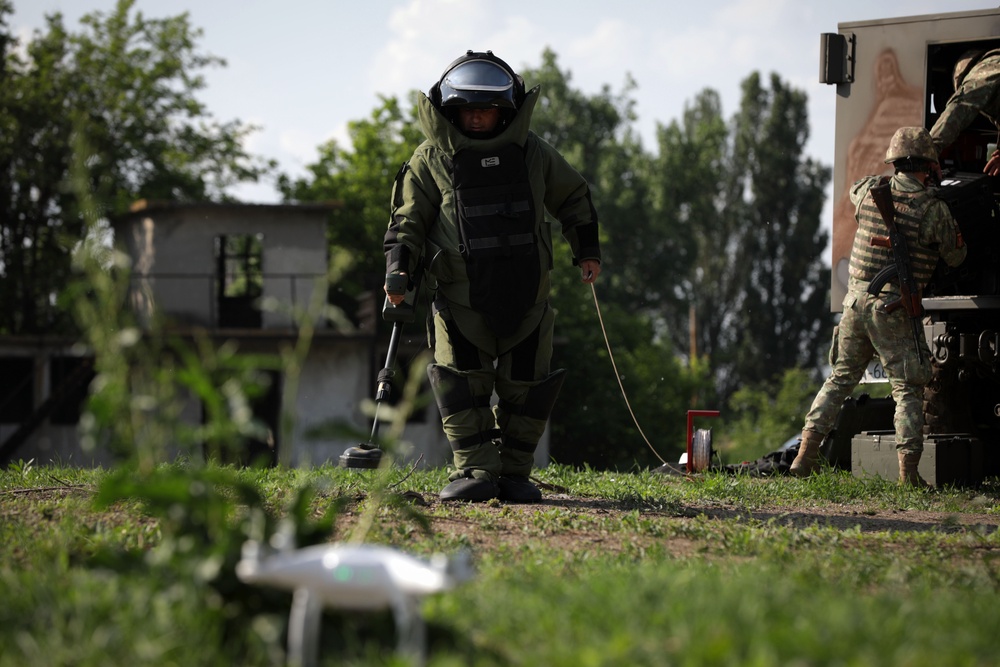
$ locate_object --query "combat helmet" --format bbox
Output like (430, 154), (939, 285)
(952, 49), (984, 91)
(884, 126), (938, 164)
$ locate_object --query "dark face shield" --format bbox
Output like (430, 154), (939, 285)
(439, 60), (516, 109)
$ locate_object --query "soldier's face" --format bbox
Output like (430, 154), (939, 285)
(458, 107), (500, 134)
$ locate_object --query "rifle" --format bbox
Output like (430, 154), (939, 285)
(865, 176), (925, 363)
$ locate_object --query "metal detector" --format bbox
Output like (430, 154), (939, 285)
(339, 273), (420, 469)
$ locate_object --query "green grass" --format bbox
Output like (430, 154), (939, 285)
(2, 462), (999, 666)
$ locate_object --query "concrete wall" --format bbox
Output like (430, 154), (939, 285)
(1, 336), (550, 471)
(290, 339), (453, 467)
(115, 204), (329, 329)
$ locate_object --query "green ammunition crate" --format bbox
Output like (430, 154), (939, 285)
(851, 431), (984, 487)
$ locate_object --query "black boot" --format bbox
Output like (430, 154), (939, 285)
(440, 469), (499, 502)
(498, 475), (542, 503)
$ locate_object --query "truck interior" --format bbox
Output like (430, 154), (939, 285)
(926, 39), (1000, 172)
(923, 39), (1000, 300)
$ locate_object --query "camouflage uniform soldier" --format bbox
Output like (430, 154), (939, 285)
(791, 127), (967, 486)
(383, 51), (601, 502)
(929, 48), (1000, 175)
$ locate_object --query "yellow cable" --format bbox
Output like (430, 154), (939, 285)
(589, 282), (669, 465)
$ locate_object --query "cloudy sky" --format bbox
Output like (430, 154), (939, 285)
(10, 0), (1000, 211)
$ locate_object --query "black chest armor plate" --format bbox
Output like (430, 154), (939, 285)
(453, 144), (540, 337)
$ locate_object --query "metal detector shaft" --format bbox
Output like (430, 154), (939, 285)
(369, 319), (404, 442)
(339, 273), (420, 469)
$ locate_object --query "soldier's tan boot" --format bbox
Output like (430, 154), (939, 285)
(898, 450), (931, 489)
(790, 430), (824, 477)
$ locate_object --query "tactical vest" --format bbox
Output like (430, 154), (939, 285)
(850, 185), (940, 290)
(453, 143), (540, 337)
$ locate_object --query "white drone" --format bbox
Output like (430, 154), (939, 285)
(236, 540), (474, 666)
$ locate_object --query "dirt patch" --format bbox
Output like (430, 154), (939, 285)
(437, 492), (1000, 532)
(335, 490), (1000, 557)
(679, 504), (1000, 534)
(8, 483), (998, 560)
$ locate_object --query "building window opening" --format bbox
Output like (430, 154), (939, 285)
(0, 357), (34, 424)
(215, 233), (264, 328)
(49, 357), (96, 426)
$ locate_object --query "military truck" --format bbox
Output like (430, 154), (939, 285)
(819, 7), (1000, 484)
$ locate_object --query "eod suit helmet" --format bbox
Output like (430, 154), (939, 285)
(429, 51), (526, 134)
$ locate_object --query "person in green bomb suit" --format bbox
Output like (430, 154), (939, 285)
(383, 50), (601, 502)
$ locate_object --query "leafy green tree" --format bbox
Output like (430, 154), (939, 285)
(636, 90), (730, 323)
(644, 89), (732, 408)
(523, 49), (655, 311)
(0, 0), (272, 335)
(278, 95), (423, 312)
(724, 73), (831, 398)
(719, 367), (821, 463)
(521, 50), (710, 467)
(549, 279), (710, 468)
(648, 73), (831, 404)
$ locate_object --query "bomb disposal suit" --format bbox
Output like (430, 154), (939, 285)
(383, 51), (601, 502)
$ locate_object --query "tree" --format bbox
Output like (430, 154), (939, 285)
(723, 73), (832, 398)
(645, 89), (731, 366)
(0, 0), (273, 335)
(648, 73), (831, 403)
(278, 95), (423, 312)
(521, 50), (709, 467)
(720, 366), (821, 463)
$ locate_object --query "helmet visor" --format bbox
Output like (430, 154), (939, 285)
(440, 60), (515, 108)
